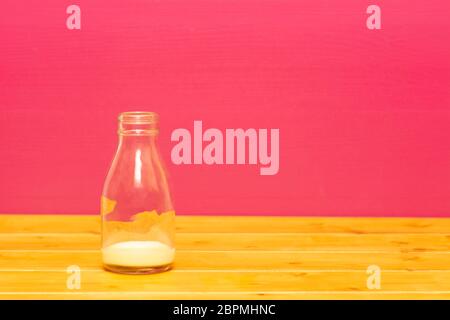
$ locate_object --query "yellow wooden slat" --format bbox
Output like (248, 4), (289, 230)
(1, 214), (450, 234)
(0, 233), (450, 251)
(176, 216), (450, 234)
(1, 251), (450, 271)
(2, 292), (450, 300)
(0, 215), (100, 234)
(1, 270), (450, 293)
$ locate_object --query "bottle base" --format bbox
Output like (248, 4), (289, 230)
(103, 263), (173, 275)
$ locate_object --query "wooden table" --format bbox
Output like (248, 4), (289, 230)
(0, 214), (450, 299)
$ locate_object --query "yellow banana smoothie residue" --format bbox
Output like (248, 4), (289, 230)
(102, 210), (175, 247)
(102, 210), (176, 268)
(102, 240), (175, 267)
(101, 196), (117, 216)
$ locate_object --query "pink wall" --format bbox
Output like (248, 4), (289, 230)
(1, 1), (449, 216)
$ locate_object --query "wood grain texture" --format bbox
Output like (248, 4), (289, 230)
(1, 214), (450, 299)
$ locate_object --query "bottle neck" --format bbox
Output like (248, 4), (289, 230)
(118, 134), (158, 148)
(118, 122), (159, 136)
(116, 111), (160, 158)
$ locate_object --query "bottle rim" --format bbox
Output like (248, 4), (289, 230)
(118, 111), (159, 136)
(118, 111), (159, 124)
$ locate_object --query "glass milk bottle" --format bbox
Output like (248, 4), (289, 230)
(101, 111), (175, 274)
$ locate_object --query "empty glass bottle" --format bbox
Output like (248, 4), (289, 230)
(101, 111), (175, 274)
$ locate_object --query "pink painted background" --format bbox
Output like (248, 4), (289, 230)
(1, 1), (449, 216)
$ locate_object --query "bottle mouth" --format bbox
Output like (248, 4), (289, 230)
(118, 111), (159, 136)
(119, 111), (159, 124)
